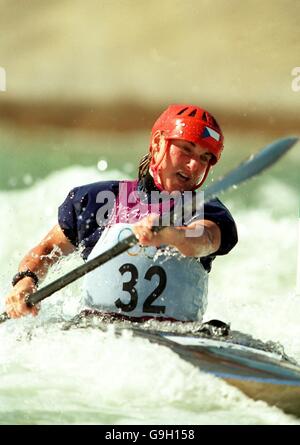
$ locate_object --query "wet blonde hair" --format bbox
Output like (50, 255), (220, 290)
(138, 153), (152, 180)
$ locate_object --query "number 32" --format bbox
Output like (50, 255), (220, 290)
(114, 263), (167, 314)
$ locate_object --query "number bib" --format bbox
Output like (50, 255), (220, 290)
(84, 224), (208, 321)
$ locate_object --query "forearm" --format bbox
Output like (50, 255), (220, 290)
(6, 225), (75, 319)
(17, 225), (75, 283)
(18, 244), (62, 282)
(133, 215), (221, 258)
(166, 220), (221, 257)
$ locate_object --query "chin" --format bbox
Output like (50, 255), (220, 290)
(164, 179), (192, 193)
(172, 185), (190, 193)
(177, 181), (194, 192)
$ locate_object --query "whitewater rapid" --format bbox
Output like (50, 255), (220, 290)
(0, 166), (299, 425)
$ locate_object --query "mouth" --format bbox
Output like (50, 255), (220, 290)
(176, 171), (192, 183)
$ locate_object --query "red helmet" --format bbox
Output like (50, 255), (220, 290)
(149, 104), (224, 190)
(151, 104), (223, 164)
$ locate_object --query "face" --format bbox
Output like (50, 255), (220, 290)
(154, 138), (212, 192)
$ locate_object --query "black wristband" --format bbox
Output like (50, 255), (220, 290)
(12, 270), (39, 287)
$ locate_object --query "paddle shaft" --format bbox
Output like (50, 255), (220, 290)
(0, 233), (138, 324)
(0, 136), (298, 324)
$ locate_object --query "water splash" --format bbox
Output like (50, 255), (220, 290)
(0, 165), (299, 424)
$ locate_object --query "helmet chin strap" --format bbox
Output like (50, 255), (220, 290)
(193, 161), (212, 190)
(149, 139), (171, 191)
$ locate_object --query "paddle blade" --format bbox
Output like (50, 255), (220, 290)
(204, 136), (299, 201)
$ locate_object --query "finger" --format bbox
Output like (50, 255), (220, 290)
(31, 305), (39, 316)
(16, 302), (34, 317)
(5, 307), (14, 318)
(138, 234), (152, 246)
(149, 213), (159, 226)
(8, 311), (18, 319)
(7, 307), (23, 319)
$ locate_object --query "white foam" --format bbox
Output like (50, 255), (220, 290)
(0, 168), (299, 424)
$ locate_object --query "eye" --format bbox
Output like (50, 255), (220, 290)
(199, 153), (212, 163)
(181, 145), (191, 154)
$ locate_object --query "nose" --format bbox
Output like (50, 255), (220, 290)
(187, 157), (200, 174)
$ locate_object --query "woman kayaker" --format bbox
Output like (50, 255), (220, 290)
(5, 104), (238, 321)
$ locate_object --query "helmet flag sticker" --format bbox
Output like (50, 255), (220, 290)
(202, 127), (220, 141)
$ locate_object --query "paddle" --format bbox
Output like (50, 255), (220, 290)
(0, 136), (298, 324)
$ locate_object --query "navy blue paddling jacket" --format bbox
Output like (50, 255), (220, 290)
(58, 175), (238, 272)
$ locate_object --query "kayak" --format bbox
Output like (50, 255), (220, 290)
(64, 314), (300, 418)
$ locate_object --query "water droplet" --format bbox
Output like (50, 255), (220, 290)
(97, 160), (108, 171)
